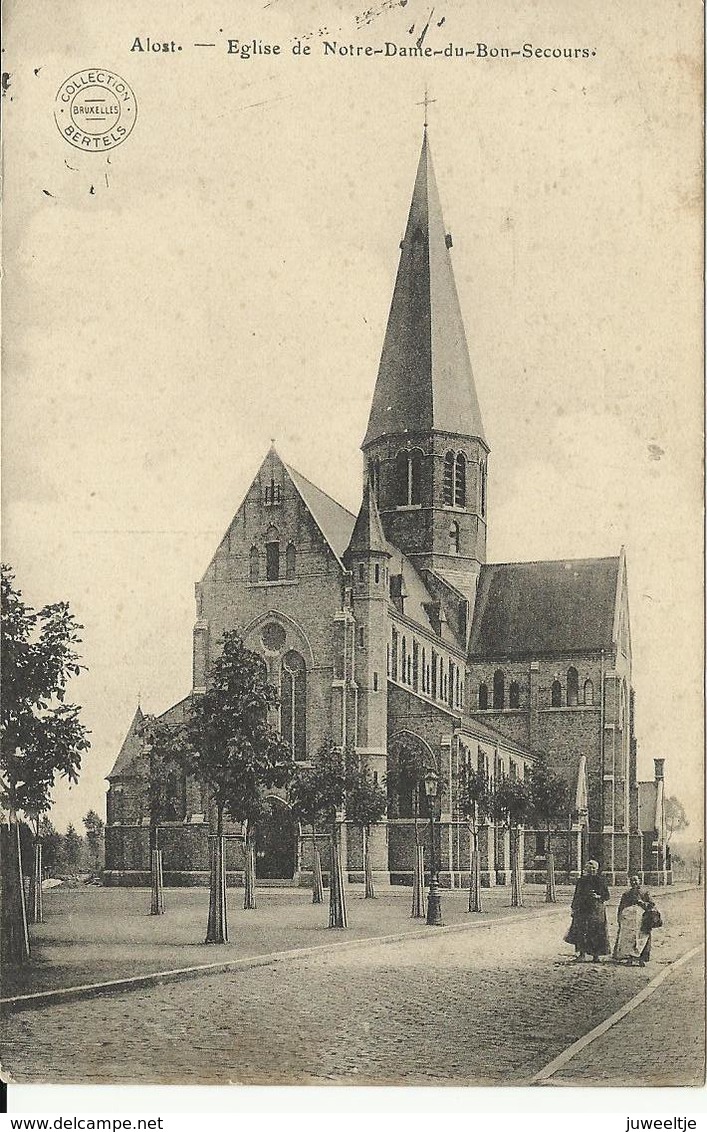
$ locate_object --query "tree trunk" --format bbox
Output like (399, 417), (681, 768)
(510, 826), (524, 907)
(411, 843), (426, 918)
(1, 817), (31, 965)
(205, 808), (228, 943)
(545, 827), (557, 903)
(468, 826), (483, 913)
(311, 828), (323, 904)
(243, 826), (257, 910)
(363, 826), (375, 898)
(328, 819), (348, 929)
(150, 848), (165, 915)
(28, 838), (43, 925)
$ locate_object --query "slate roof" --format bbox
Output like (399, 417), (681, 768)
(364, 131), (486, 449)
(285, 463), (356, 563)
(106, 705), (144, 780)
(469, 557), (620, 659)
(344, 482), (389, 559)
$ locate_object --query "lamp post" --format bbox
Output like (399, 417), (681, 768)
(423, 769), (443, 926)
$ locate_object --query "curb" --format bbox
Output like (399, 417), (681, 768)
(1, 901), (569, 1015)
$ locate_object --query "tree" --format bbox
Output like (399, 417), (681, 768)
(242, 787), (273, 911)
(664, 796), (689, 845)
(530, 760), (570, 902)
(388, 742), (430, 918)
(1, 565), (90, 963)
(493, 775), (533, 907)
(138, 714), (189, 915)
(289, 765), (326, 904)
(345, 763), (387, 898)
(458, 764), (493, 913)
(187, 632), (293, 943)
(83, 810), (105, 874)
(39, 815), (63, 875)
(63, 824), (83, 872)
(299, 740), (350, 928)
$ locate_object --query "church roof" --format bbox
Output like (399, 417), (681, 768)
(344, 482), (390, 559)
(363, 131), (486, 449)
(469, 556), (621, 658)
(285, 463), (356, 563)
(106, 705), (144, 780)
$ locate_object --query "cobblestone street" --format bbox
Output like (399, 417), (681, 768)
(1, 888), (702, 1087)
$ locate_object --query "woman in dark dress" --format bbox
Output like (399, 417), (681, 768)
(565, 860), (611, 962)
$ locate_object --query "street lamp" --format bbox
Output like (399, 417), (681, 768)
(423, 769), (443, 926)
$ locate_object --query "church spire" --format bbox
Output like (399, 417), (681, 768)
(363, 132), (486, 450)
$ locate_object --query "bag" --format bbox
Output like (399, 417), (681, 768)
(644, 907), (662, 930)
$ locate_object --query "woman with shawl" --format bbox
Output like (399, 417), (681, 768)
(613, 874), (655, 966)
(565, 859), (611, 962)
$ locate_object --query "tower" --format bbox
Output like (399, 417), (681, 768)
(362, 131), (489, 585)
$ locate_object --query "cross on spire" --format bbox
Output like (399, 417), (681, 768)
(416, 86), (436, 130)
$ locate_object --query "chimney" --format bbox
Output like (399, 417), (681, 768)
(654, 758), (665, 782)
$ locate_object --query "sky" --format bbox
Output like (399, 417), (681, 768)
(3, 0), (703, 836)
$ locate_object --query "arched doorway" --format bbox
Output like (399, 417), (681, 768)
(256, 798), (297, 880)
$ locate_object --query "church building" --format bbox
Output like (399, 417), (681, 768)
(105, 130), (669, 889)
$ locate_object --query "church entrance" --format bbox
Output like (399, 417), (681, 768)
(256, 798), (297, 880)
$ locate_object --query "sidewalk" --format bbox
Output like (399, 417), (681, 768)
(3, 881), (573, 1000)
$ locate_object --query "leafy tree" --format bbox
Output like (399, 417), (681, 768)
(458, 764), (493, 912)
(289, 764), (326, 904)
(388, 741), (430, 918)
(137, 714), (190, 915)
(242, 788), (272, 911)
(345, 763), (387, 898)
(493, 774), (533, 908)
(39, 815), (64, 874)
(1, 566), (90, 963)
(187, 632), (293, 943)
(82, 810), (105, 873)
(299, 740), (350, 928)
(664, 795), (689, 844)
(529, 759), (570, 902)
(63, 823), (83, 872)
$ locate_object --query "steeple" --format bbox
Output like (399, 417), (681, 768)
(361, 132), (490, 578)
(345, 482), (390, 561)
(363, 132), (486, 450)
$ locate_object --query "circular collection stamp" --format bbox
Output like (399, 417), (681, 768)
(54, 69), (138, 151)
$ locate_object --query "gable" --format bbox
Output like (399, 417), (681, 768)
(469, 556), (620, 659)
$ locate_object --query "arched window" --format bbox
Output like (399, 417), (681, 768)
(395, 451), (409, 505)
(281, 650), (306, 761)
(551, 679), (562, 707)
(410, 450), (423, 505)
(449, 521), (460, 555)
(478, 682), (488, 710)
(509, 681), (520, 708)
(285, 543), (296, 580)
(265, 526), (280, 582)
(391, 627), (398, 681)
(374, 563), (380, 584)
(493, 670), (505, 710)
(249, 545), (260, 583)
(480, 461), (487, 518)
(359, 563), (365, 582)
(455, 453), (466, 507)
(584, 679), (594, 706)
(443, 451), (455, 505)
(567, 667), (579, 707)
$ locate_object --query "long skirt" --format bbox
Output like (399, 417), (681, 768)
(564, 907), (611, 956)
(613, 905), (651, 962)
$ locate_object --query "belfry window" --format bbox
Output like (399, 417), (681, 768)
(280, 650), (306, 761)
(443, 452), (455, 505)
(509, 681), (520, 709)
(396, 449), (424, 506)
(551, 680), (562, 707)
(493, 670), (505, 710)
(455, 453), (466, 507)
(567, 667), (579, 707)
(368, 457), (381, 505)
(478, 682), (488, 710)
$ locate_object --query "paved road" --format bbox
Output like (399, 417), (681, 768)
(1, 889), (702, 1087)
